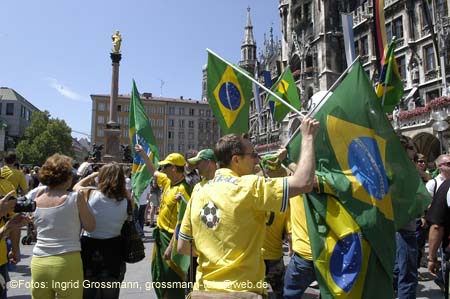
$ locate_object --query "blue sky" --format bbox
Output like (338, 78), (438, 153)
(0, 1), (281, 140)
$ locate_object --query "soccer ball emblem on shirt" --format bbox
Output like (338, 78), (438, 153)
(200, 202), (220, 229)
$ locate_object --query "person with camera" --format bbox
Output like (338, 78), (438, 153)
(31, 154), (95, 299)
(0, 190), (31, 299)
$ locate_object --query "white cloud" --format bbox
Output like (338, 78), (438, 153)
(45, 77), (87, 102)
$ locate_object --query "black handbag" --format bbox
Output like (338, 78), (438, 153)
(121, 200), (145, 263)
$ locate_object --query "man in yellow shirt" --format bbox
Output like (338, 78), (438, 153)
(259, 152), (292, 299)
(135, 145), (191, 299)
(178, 117), (319, 297)
(1, 153), (28, 195)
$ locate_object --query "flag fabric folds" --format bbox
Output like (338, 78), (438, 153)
(129, 80), (160, 204)
(207, 52), (253, 134)
(268, 68), (301, 122)
(287, 61), (431, 298)
(372, 0), (387, 65)
(375, 38), (404, 113)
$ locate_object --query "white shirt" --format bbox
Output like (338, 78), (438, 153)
(139, 184), (151, 206)
(425, 174), (446, 196)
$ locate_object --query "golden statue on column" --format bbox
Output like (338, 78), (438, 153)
(111, 30), (122, 53)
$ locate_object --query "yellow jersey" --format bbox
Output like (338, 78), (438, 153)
(290, 195), (312, 260)
(156, 173), (190, 234)
(262, 205), (291, 260)
(179, 168), (288, 294)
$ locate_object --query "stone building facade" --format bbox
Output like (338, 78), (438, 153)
(90, 93), (220, 159)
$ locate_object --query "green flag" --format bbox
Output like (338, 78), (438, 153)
(129, 80), (160, 204)
(207, 51), (253, 134)
(268, 68), (301, 122)
(287, 62), (431, 298)
(375, 37), (404, 113)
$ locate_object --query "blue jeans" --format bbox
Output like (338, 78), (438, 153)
(133, 207), (145, 238)
(394, 230), (418, 299)
(283, 253), (316, 299)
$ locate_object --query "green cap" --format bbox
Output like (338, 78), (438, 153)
(188, 149), (216, 164)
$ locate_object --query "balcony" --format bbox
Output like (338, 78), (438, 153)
(392, 96), (450, 129)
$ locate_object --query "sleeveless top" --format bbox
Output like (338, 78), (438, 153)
(82, 190), (127, 239)
(33, 191), (81, 257)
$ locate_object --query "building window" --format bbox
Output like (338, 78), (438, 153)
(97, 115), (105, 124)
(168, 119), (174, 127)
(157, 131), (163, 139)
(206, 110), (211, 117)
(199, 119), (204, 129)
(168, 131), (174, 139)
(168, 143), (174, 152)
(423, 44), (435, 72)
(178, 107), (185, 115)
(123, 130), (129, 138)
(168, 107), (175, 115)
(6, 103), (14, 116)
(188, 120), (194, 128)
(386, 22), (392, 43)
(397, 56), (406, 79)
(124, 116), (128, 125)
(157, 119), (163, 127)
(178, 144), (185, 152)
(150, 119), (156, 126)
(179, 131), (185, 140)
(97, 126), (104, 137)
(188, 132), (194, 140)
(437, 0), (448, 18)
(0, 103), (2, 115)
(150, 106), (156, 114)
(179, 119), (185, 128)
(117, 115), (122, 124)
(189, 108), (195, 116)
(393, 17), (403, 40)
(98, 102), (106, 111)
(157, 107), (164, 114)
(360, 35), (368, 57)
(124, 104), (130, 112)
(199, 109), (204, 116)
(117, 105), (122, 112)
(426, 89), (440, 103)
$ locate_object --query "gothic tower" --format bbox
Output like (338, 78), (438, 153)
(239, 7), (257, 74)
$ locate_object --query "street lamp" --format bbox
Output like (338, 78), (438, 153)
(431, 110), (449, 154)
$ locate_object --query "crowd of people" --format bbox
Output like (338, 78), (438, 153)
(0, 115), (449, 298)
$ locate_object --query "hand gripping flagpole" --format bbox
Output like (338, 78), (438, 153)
(282, 55), (361, 148)
(207, 48), (303, 118)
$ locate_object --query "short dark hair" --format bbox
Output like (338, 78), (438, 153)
(214, 134), (247, 168)
(4, 152), (17, 164)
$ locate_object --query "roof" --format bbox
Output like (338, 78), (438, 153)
(0, 87), (40, 111)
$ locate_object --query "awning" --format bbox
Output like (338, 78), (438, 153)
(405, 87), (418, 101)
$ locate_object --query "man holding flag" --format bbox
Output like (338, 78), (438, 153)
(135, 144), (191, 299)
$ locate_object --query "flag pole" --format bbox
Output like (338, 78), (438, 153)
(207, 48), (303, 117)
(282, 55), (361, 147)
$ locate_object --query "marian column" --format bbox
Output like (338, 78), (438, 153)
(103, 30), (122, 162)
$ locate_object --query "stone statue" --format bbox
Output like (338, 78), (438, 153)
(92, 143), (104, 162)
(111, 30), (122, 53)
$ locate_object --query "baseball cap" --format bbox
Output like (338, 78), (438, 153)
(187, 149), (216, 164)
(158, 153), (186, 167)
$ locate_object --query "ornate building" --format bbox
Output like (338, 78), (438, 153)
(248, 0), (450, 167)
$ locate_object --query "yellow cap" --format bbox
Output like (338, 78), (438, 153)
(158, 153), (186, 167)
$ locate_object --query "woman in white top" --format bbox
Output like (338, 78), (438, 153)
(74, 162), (129, 299)
(31, 154), (95, 299)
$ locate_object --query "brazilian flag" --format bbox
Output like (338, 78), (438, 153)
(288, 62), (431, 298)
(129, 80), (160, 204)
(268, 68), (301, 122)
(375, 37), (404, 113)
(207, 51), (253, 134)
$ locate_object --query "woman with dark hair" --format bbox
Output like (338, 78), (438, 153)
(31, 154), (96, 299)
(74, 162), (129, 299)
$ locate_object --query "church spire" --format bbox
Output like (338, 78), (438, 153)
(239, 6), (257, 74)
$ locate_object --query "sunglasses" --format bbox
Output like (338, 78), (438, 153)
(439, 162), (450, 167)
(417, 160), (425, 163)
(161, 164), (173, 170)
(236, 151), (260, 159)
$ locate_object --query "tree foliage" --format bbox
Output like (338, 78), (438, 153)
(16, 111), (74, 165)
